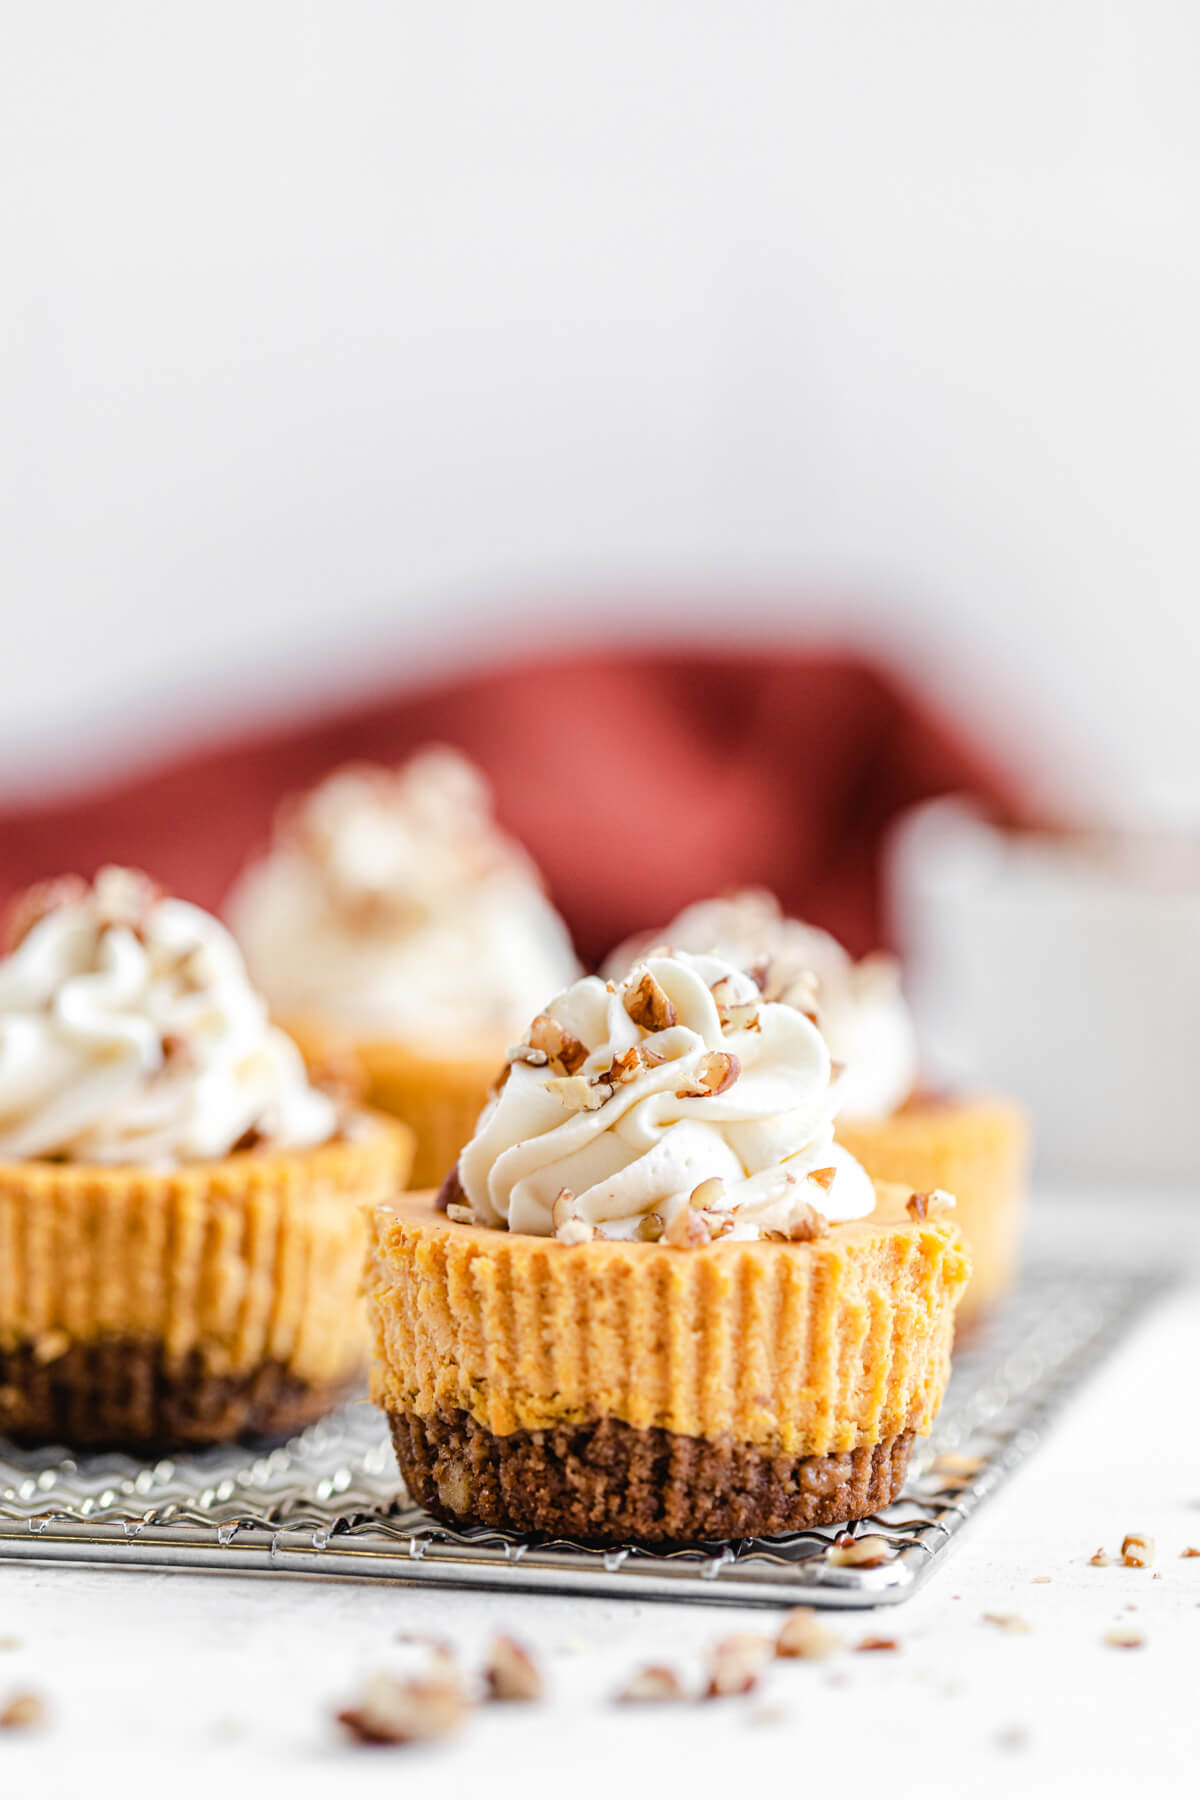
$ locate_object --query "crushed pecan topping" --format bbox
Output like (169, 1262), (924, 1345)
(764, 1203), (828, 1244)
(636, 1211), (665, 1242)
(709, 975), (761, 1033)
(623, 970), (677, 1033)
(1088, 1548), (1113, 1567)
(1120, 1533), (1154, 1568)
(435, 1163), (466, 1214)
(907, 1192), (931, 1220)
(1182, 1547), (1200, 1558)
(551, 1189), (576, 1231)
(555, 1221), (596, 1245)
(689, 1176), (727, 1212)
(615, 1665), (687, 1704)
(704, 1634), (770, 1698)
(601, 1047), (643, 1086)
(445, 1204), (475, 1226)
(676, 1050), (740, 1099)
(545, 1074), (609, 1111)
(664, 1207), (712, 1249)
(982, 1613), (1032, 1634)
(775, 1608), (841, 1660)
(527, 1014), (587, 1075)
(807, 1166), (837, 1192)
(855, 1636), (899, 1653)
(483, 1635), (543, 1703)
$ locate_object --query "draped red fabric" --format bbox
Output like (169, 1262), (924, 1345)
(0, 650), (1024, 965)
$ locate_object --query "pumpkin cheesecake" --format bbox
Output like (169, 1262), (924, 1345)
(366, 949), (969, 1544)
(606, 891), (1027, 1331)
(0, 868), (412, 1448)
(226, 746), (579, 1189)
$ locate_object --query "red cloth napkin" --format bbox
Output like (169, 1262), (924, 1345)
(0, 649), (1023, 965)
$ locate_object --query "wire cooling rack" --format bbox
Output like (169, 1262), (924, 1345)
(0, 1258), (1168, 1608)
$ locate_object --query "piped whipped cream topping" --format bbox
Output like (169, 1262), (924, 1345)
(456, 949), (875, 1243)
(0, 868), (338, 1165)
(605, 891), (918, 1122)
(226, 747), (580, 1045)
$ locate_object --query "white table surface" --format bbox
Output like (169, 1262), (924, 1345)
(1, 1190), (1196, 1800)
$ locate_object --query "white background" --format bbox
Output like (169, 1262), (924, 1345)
(4, 2), (1200, 810)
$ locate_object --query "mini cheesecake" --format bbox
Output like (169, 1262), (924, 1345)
(365, 947), (969, 1545)
(225, 748), (580, 1190)
(282, 1016), (503, 1195)
(367, 1183), (967, 1543)
(0, 1120), (410, 1447)
(836, 1095), (1028, 1334)
(0, 866), (413, 1449)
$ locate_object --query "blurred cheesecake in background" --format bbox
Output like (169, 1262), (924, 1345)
(606, 889), (1028, 1331)
(0, 867), (411, 1448)
(226, 746), (580, 1189)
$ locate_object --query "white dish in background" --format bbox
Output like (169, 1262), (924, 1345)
(888, 798), (1200, 1183)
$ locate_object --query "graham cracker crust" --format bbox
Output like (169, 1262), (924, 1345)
(0, 1338), (356, 1450)
(390, 1407), (915, 1545)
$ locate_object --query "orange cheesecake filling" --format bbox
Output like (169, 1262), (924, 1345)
(367, 1185), (968, 1457)
(0, 1119), (411, 1389)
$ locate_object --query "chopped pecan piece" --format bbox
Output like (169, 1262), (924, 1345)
(555, 1218), (596, 1246)
(704, 1634), (770, 1698)
(551, 1189), (576, 1232)
(1103, 1625), (1145, 1650)
(775, 1608), (841, 1660)
(0, 1692), (46, 1731)
(807, 1166), (837, 1193)
(1120, 1533), (1154, 1568)
(855, 1636), (899, 1653)
(602, 1047), (643, 1086)
(785, 1203), (828, 1242)
(337, 1662), (466, 1745)
(623, 970), (677, 1033)
(828, 1533), (891, 1569)
(483, 1635), (543, 1703)
(664, 1207), (712, 1249)
(545, 1074), (609, 1110)
(615, 1665), (687, 1704)
(527, 1014), (588, 1075)
(982, 1613), (1032, 1634)
(435, 1163), (466, 1214)
(676, 1051), (740, 1099)
(636, 1211), (665, 1242)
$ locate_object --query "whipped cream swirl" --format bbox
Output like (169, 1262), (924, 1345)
(605, 891), (918, 1122)
(457, 949), (875, 1242)
(226, 747), (580, 1046)
(0, 868), (338, 1165)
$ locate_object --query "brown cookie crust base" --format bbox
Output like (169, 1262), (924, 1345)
(390, 1406), (916, 1545)
(0, 1337), (355, 1450)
